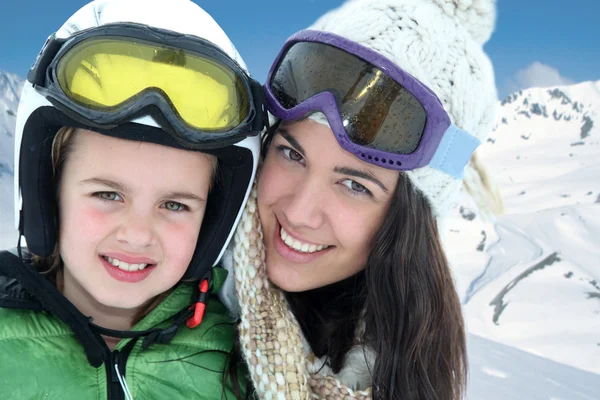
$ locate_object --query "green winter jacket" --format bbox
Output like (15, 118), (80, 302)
(0, 252), (248, 399)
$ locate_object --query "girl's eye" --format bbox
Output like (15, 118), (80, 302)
(341, 179), (371, 196)
(280, 146), (304, 163)
(163, 201), (187, 212)
(97, 192), (122, 201)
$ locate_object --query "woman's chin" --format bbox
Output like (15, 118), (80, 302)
(266, 263), (308, 293)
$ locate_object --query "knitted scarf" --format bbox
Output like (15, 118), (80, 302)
(233, 187), (372, 399)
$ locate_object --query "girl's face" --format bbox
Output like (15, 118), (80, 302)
(58, 129), (214, 312)
(257, 119), (398, 292)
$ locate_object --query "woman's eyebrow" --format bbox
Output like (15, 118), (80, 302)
(333, 166), (389, 193)
(278, 128), (306, 155)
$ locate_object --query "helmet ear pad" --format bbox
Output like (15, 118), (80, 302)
(184, 145), (254, 280)
(19, 106), (254, 280)
(19, 107), (65, 257)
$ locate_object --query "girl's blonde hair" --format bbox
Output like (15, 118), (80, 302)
(33, 126), (79, 291)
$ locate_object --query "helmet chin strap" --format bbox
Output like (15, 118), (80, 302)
(89, 308), (194, 350)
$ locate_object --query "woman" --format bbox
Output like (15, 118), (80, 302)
(0, 0), (263, 398)
(225, 0), (501, 399)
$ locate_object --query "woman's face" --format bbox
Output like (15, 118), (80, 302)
(257, 119), (398, 292)
(58, 129), (214, 312)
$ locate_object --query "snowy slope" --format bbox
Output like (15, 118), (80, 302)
(0, 70), (21, 249)
(445, 81), (600, 376)
(467, 333), (600, 399)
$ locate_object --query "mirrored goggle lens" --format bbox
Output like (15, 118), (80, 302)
(270, 41), (427, 155)
(56, 38), (250, 131)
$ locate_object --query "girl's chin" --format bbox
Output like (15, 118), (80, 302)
(92, 295), (148, 311)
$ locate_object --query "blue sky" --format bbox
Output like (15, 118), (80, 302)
(1, 0), (598, 98)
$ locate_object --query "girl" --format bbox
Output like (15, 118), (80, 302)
(226, 0), (501, 399)
(0, 0), (264, 398)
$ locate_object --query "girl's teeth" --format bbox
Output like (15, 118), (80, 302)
(104, 256), (149, 272)
(279, 227), (329, 254)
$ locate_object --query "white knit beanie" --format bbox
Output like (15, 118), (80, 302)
(308, 0), (498, 218)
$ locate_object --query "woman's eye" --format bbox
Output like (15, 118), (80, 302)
(341, 179), (371, 195)
(97, 192), (122, 201)
(163, 201), (186, 212)
(282, 146), (304, 163)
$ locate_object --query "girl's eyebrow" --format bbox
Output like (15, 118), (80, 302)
(80, 177), (128, 193)
(162, 191), (207, 203)
(333, 166), (389, 193)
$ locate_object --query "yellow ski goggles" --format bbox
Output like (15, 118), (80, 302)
(28, 23), (266, 148)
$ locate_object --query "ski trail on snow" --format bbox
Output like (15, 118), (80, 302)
(464, 222), (543, 304)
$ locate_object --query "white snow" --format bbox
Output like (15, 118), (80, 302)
(467, 334), (600, 399)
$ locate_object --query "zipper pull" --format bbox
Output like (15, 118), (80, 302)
(114, 353), (134, 400)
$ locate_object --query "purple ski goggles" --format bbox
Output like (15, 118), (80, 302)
(265, 30), (480, 177)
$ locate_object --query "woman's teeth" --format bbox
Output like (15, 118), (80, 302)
(280, 227), (329, 253)
(103, 256), (149, 272)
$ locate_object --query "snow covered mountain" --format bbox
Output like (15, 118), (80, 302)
(445, 80), (600, 376)
(0, 67), (598, 398)
(0, 70), (22, 249)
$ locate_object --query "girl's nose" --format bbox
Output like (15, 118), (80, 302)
(115, 209), (157, 249)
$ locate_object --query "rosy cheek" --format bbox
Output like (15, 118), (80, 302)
(165, 219), (202, 250)
(81, 206), (110, 223)
(64, 204), (114, 238)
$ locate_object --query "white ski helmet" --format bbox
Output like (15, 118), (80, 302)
(14, 0), (264, 280)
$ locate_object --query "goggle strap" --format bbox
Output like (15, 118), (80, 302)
(250, 80), (268, 132)
(427, 124), (480, 179)
(28, 34), (63, 86)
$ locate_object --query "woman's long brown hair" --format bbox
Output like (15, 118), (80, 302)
(264, 123), (468, 400)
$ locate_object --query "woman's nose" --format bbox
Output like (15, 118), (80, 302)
(281, 176), (326, 230)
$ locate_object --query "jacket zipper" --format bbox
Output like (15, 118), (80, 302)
(107, 349), (125, 400)
(106, 340), (136, 400)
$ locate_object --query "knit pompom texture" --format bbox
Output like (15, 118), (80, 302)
(427, 0), (496, 44)
(309, 0), (499, 218)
